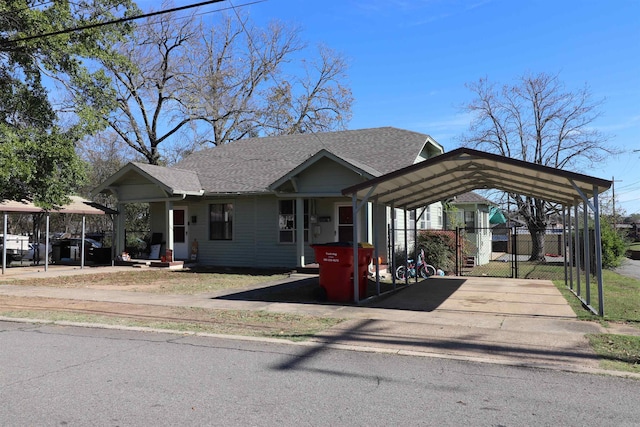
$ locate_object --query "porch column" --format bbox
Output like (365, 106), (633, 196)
(365, 201), (372, 243)
(166, 200), (174, 254)
(116, 203), (126, 256)
(296, 197), (305, 267)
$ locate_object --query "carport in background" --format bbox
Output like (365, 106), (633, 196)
(1, 197), (118, 274)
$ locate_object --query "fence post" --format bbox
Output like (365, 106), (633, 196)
(512, 226), (518, 278)
(455, 227), (460, 276)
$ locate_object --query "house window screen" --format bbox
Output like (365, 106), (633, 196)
(278, 199), (309, 243)
(209, 203), (233, 240)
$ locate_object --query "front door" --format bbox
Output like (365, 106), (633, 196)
(173, 207), (188, 260)
(336, 205), (353, 242)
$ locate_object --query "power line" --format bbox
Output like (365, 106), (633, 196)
(0, 0), (228, 47)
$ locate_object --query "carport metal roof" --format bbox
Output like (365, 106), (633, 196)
(0, 196), (117, 215)
(342, 147), (612, 210)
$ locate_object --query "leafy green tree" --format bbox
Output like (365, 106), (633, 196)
(0, 0), (138, 208)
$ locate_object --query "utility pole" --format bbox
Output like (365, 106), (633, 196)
(613, 176), (616, 221)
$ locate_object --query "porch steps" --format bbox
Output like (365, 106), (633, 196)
(460, 256), (476, 273)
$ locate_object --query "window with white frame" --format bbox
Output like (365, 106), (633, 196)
(414, 207), (428, 230)
(437, 206), (442, 227)
(465, 211), (475, 230)
(209, 203), (233, 240)
(278, 199), (309, 243)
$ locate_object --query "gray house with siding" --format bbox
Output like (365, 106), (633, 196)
(93, 127), (444, 269)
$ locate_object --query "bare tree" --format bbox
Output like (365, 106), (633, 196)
(462, 72), (619, 261)
(87, 6), (352, 165)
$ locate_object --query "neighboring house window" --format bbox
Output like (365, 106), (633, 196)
(437, 207), (442, 227)
(210, 203), (233, 240)
(465, 211), (475, 230)
(426, 207), (431, 229)
(412, 207), (428, 230)
(279, 199), (309, 243)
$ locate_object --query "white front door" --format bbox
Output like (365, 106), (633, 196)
(173, 207), (188, 260)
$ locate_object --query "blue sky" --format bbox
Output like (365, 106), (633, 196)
(145, 0), (640, 215)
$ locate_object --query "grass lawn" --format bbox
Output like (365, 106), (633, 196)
(3, 268), (290, 294)
(552, 268), (640, 374)
(627, 243), (640, 251)
(0, 267), (345, 341)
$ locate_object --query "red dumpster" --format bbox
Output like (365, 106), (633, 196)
(312, 243), (374, 302)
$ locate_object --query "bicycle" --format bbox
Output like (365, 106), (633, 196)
(395, 247), (436, 280)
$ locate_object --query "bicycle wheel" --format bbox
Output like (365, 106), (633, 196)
(419, 264), (437, 278)
(424, 264), (436, 277)
(395, 265), (407, 281)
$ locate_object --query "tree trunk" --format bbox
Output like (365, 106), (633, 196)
(529, 227), (546, 261)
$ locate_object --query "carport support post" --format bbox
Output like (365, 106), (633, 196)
(403, 208), (408, 285)
(391, 203), (396, 289)
(45, 213), (50, 271)
(574, 204), (581, 297)
(2, 212), (7, 274)
(80, 215), (86, 269)
(373, 196), (380, 296)
(592, 186), (604, 316)
(567, 206), (574, 290)
(413, 208), (418, 283)
(582, 201), (591, 305)
(563, 206), (573, 290)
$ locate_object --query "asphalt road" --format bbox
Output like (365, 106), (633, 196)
(615, 257), (640, 281)
(1, 321), (639, 426)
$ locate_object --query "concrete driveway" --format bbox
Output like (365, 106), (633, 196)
(367, 276), (576, 318)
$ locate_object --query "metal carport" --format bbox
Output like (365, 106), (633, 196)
(1, 196), (118, 274)
(342, 147), (612, 315)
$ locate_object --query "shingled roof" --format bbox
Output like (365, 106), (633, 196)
(174, 127), (439, 194)
(452, 191), (495, 205)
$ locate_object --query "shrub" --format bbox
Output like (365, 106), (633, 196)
(417, 230), (457, 272)
(600, 217), (626, 268)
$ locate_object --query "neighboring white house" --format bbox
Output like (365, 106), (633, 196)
(93, 127), (446, 269)
(446, 192), (496, 266)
